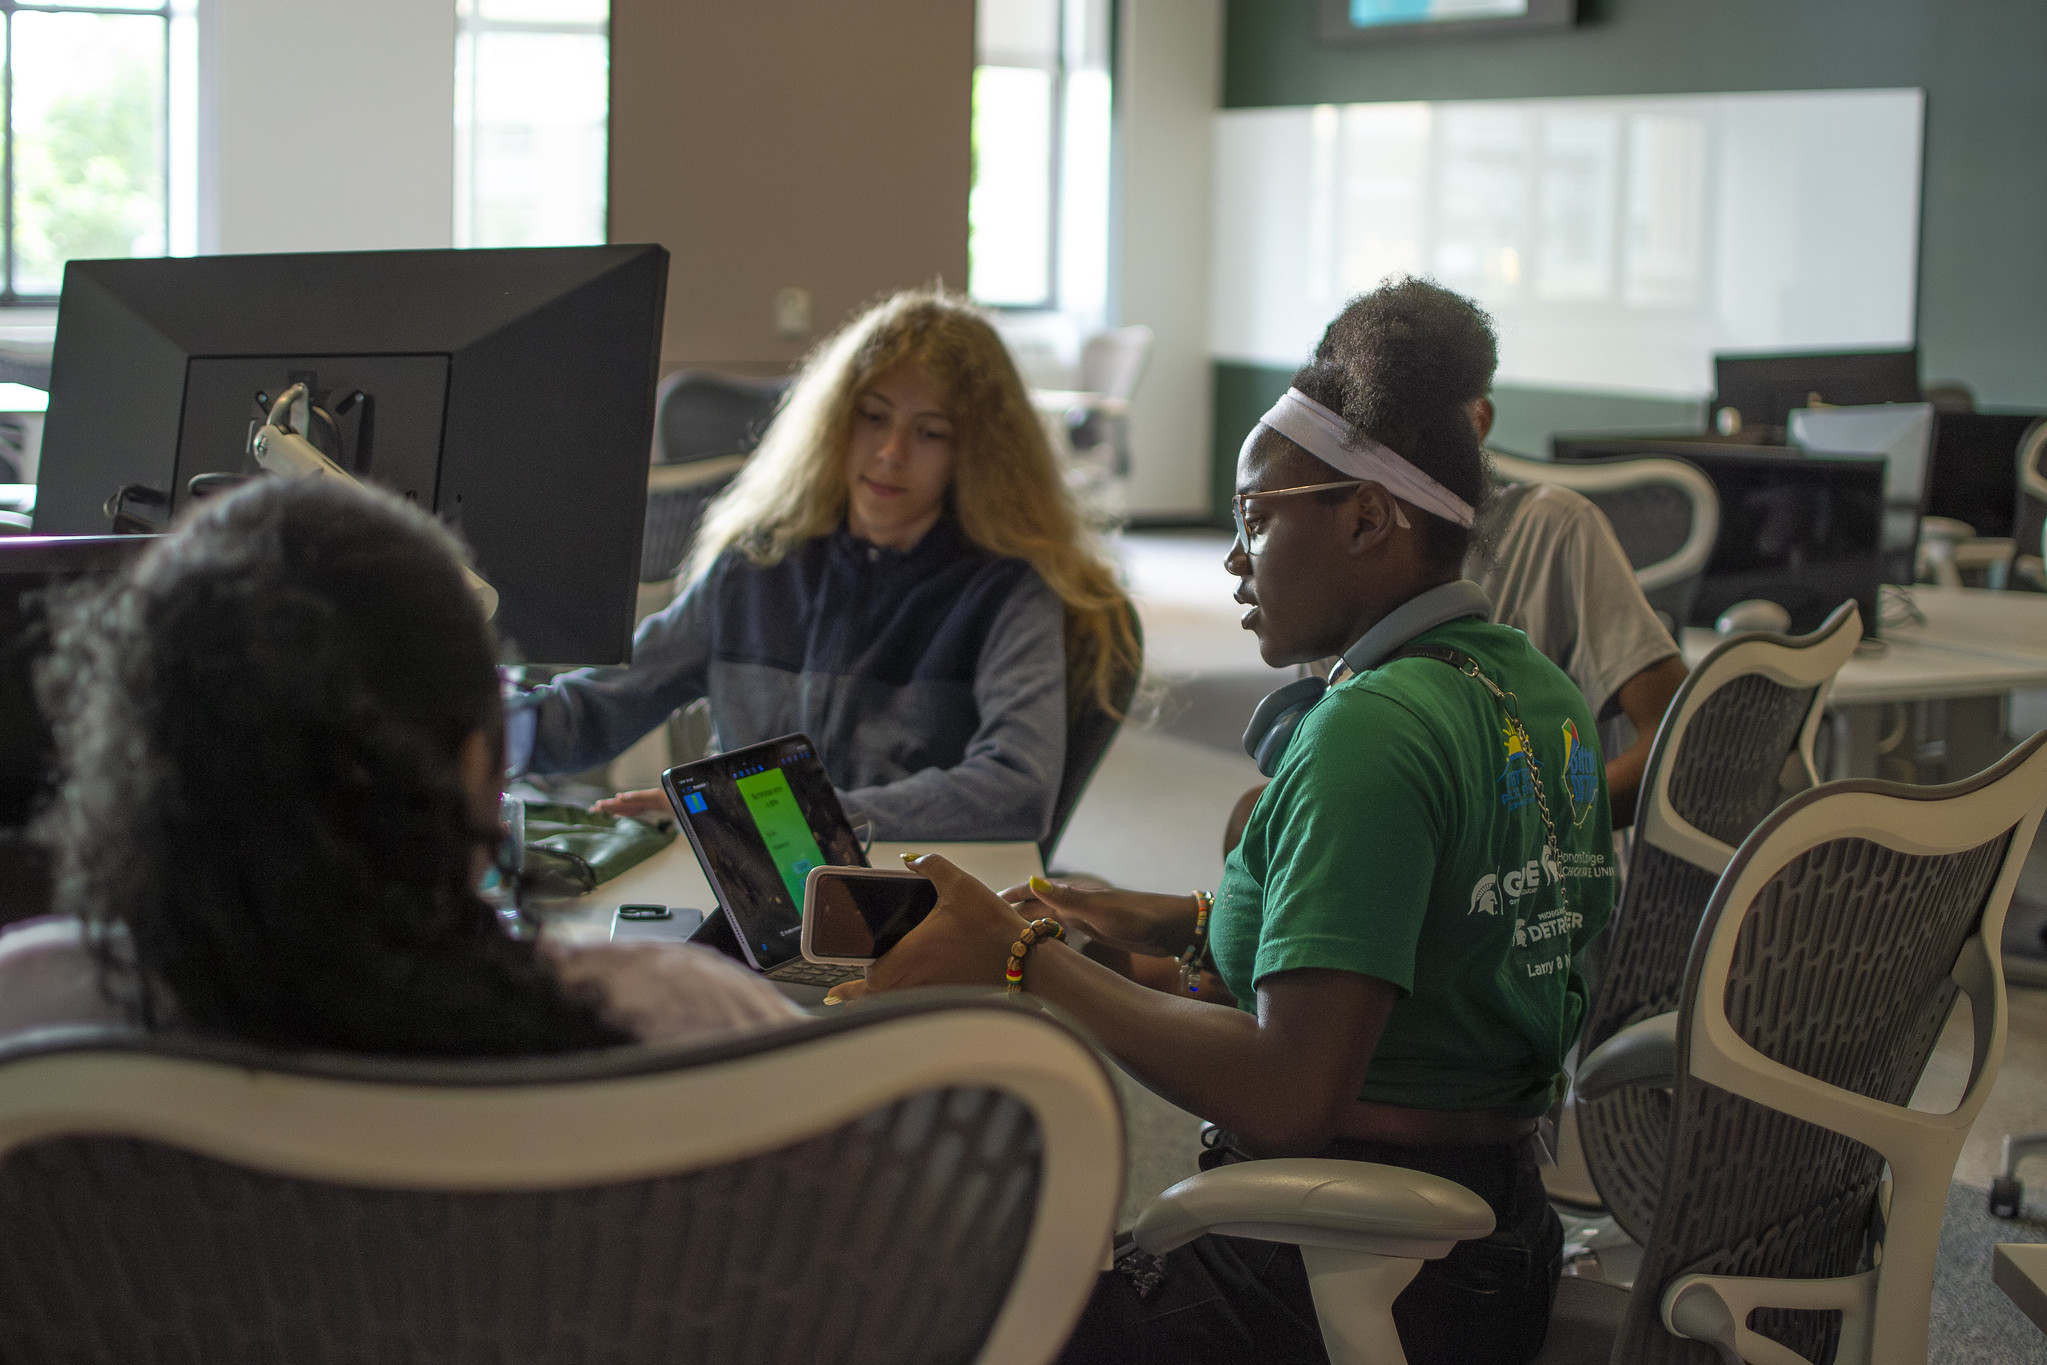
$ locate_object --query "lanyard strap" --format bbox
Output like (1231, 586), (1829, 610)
(1388, 643), (1572, 924)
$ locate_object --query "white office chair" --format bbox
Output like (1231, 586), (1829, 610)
(1488, 451), (1719, 629)
(1916, 515), (2018, 589)
(0, 994), (1122, 1363)
(1145, 732), (2047, 1365)
(1571, 602), (1863, 1229)
(2014, 418), (2047, 591)
(1551, 731), (2047, 1364)
(1031, 325), (1153, 521)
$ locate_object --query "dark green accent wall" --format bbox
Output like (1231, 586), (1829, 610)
(1212, 362), (1702, 502)
(1209, 0), (2047, 510)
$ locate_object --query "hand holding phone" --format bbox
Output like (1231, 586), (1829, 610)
(801, 866), (939, 965)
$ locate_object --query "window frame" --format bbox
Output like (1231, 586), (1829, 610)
(973, 46), (1061, 312)
(973, 0), (1114, 316)
(453, 0), (611, 252)
(1, 0), (174, 307)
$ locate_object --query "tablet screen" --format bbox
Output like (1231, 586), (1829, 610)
(661, 734), (866, 969)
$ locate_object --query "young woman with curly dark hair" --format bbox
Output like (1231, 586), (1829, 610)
(1, 477), (795, 1054)
(846, 279), (1616, 1364)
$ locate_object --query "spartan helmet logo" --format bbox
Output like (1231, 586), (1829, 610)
(1469, 872), (1501, 917)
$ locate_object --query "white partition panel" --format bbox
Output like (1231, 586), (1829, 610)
(1211, 88), (1923, 398)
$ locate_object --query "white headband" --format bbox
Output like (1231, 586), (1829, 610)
(1252, 388), (1475, 529)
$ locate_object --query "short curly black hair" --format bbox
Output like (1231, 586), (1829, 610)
(37, 476), (629, 1057)
(1293, 276), (1498, 570)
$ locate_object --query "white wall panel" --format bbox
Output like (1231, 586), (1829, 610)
(1113, 0), (1223, 518)
(1211, 88), (1922, 398)
(209, 0), (455, 255)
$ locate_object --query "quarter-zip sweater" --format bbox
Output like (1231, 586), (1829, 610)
(520, 518), (1067, 842)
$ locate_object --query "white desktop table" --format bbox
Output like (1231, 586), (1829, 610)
(1886, 584), (2047, 667)
(1679, 587), (2047, 780)
(1678, 628), (2047, 708)
(534, 837), (1046, 947)
(1679, 589), (2047, 707)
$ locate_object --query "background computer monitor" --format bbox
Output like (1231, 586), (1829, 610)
(1712, 348), (1921, 435)
(1923, 412), (2043, 540)
(0, 535), (152, 923)
(34, 245), (668, 665)
(1788, 403), (1935, 507)
(1558, 445), (1885, 637)
(1788, 402), (1933, 582)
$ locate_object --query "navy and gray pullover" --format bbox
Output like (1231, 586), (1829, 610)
(520, 518), (1067, 842)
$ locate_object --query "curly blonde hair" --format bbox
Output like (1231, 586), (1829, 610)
(687, 289), (1139, 713)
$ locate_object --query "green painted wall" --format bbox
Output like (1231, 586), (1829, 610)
(1204, 0), (2047, 513)
(1211, 363), (1701, 511)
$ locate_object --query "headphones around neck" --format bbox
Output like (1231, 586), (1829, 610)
(1242, 675), (1330, 778)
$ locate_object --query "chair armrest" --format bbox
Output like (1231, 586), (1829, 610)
(1664, 1269), (1878, 1364)
(648, 453), (749, 492)
(1132, 1158), (1494, 1261)
(1574, 1012), (1679, 1104)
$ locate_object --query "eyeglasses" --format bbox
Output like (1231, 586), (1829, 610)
(1230, 480), (1366, 558)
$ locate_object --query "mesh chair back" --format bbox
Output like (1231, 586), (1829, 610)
(1043, 602), (1143, 866)
(657, 371), (790, 467)
(1076, 327), (1152, 403)
(1576, 482), (1702, 626)
(641, 372), (791, 582)
(1487, 452), (1719, 619)
(2018, 417), (2047, 565)
(0, 997), (1122, 1365)
(1613, 733), (2047, 1365)
(1578, 602), (1860, 1242)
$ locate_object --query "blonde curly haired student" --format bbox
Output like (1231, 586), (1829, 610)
(515, 289), (1137, 842)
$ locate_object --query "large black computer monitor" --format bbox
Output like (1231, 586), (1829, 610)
(34, 245), (668, 665)
(1711, 348), (1920, 435)
(1556, 445), (1886, 637)
(1924, 412), (2043, 540)
(0, 535), (153, 921)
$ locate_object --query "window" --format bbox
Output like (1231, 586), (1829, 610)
(970, 0), (1111, 315)
(2, 0), (194, 305)
(454, 0), (609, 250)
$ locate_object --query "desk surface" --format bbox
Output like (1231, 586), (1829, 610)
(1681, 587), (2047, 706)
(1888, 585), (2047, 666)
(535, 838), (1047, 946)
(1680, 628), (2047, 706)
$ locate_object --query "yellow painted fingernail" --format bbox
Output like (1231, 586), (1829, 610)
(899, 852), (925, 864)
(822, 994), (845, 1006)
(1028, 875), (1054, 894)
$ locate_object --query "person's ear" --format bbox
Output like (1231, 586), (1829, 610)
(1470, 397), (1496, 443)
(1344, 484), (1402, 556)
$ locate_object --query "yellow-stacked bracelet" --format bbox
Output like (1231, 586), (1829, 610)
(1006, 917), (1065, 995)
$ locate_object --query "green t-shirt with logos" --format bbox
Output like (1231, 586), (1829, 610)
(1211, 615), (1615, 1117)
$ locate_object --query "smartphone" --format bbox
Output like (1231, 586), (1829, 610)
(801, 866), (938, 965)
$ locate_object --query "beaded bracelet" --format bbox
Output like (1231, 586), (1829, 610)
(1177, 891), (1215, 996)
(1006, 918), (1065, 995)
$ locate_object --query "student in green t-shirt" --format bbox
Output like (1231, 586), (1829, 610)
(838, 279), (1615, 1365)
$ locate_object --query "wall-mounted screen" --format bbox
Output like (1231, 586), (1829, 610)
(1210, 88), (1924, 400)
(1320, 0), (1574, 41)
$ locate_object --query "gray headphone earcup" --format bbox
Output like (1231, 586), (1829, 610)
(1243, 676), (1328, 777)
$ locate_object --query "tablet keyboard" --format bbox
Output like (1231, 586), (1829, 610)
(766, 959), (866, 988)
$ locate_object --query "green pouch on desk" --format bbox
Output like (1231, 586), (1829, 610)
(519, 802), (676, 898)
